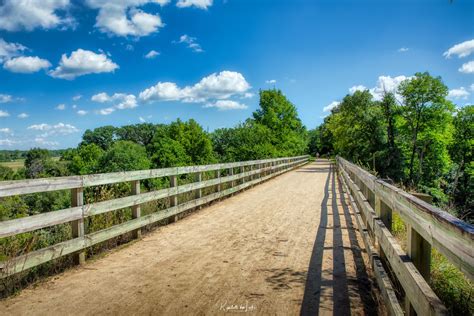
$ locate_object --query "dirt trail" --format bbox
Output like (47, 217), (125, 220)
(0, 160), (382, 315)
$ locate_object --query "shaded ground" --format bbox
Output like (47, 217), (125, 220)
(0, 160), (382, 315)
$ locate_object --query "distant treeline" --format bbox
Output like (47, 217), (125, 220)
(0, 149), (68, 162)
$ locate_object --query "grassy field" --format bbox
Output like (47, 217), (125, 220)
(0, 159), (25, 171)
(0, 157), (60, 171)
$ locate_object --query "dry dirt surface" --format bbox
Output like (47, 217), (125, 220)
(0, 160), (383, 316)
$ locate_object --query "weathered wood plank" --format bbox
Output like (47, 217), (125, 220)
(339, 166), (447, 315)
(339, 157), (474, 280)
(131, 180), (141, 239)
(71, 188), (85, 265)
(0, 156), (309, 197)
(0, 156), (308, 278)
(339, 170), (403, 316)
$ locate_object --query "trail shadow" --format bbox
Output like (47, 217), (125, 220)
(259, 268), (307, 291)
(300, 164), (331, 315)
(300, 164), (354, 316)
(337, 175), (378, 315)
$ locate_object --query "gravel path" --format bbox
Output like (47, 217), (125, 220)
(0, 160), (382, 315)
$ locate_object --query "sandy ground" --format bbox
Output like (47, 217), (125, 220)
(0, 160), (382, 315)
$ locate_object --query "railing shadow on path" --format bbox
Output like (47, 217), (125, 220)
(300, 163), (375, 316)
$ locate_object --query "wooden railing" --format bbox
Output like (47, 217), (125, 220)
(0, 155), (309, 278)
(337, 156), (474, 316)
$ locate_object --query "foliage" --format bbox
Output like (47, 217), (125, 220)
(98, 141), (151, 173)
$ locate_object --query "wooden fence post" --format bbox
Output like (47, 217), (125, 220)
(228, 167), (234, 195)
(131, 180), (141, 239)
(170, 175), (178, 222)
(195, 172), (202, 199)
(216, 169), (221, 196)
(404, 193), (432, 315)
(71, 187), (85, 265)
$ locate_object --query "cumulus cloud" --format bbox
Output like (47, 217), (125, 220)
(139, 71), (251, 103)
(0, 139), (17, 146)
(28, 122), (79, 137)
(459, 61), (474, 74)
(448, 87), (470, 100)
(176, 34), (203, 53)
(97, 107), (115, 115)
(17, 112), (28, 118)
(49, 49), (119, 80)
(0, 94), (13, 103)
(349, 85), (367, 94)
(56, 103), (66, 110)
(72, 94), (82, 101)
(34, 137), (59, 147)
(0, 110), (10, 117)
(3, 56), (51, 73)
(77, 110), (88, 116)
(92, 92), (137, 115)
(0, 38), (27, 63)
(144, 50), (160, 59)
(0, 128), (11, 134)
(85, 0), (167, 37)
(203, 100), (248, 111)
(323, 101), (340, 112)
(266, 79), (276, 84)
(444, 39), (474, 59)
(176, 0), (213, 9)
(398, 47), (409, 52)
(0, 0), (74, 31)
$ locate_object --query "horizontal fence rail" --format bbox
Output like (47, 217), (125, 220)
(337, 156), (474, 316)
(0, 155), (309, 278)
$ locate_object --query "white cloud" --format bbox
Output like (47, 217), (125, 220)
(349, 85), (367, 94)
(34, 137), (59, 147)
(72, 94), (82, 101)
(91, 92), (137, 110)
(471, 84), (474, 91)
(0, 110), (10, 117)
(0, 139), (17, 146)
(85, 0), (167, 37)
(139, 116), (146, 122)
(77, 110), (88, 116)
(448, 87), (470, 100)
(72, 104), (77, 109)
(176, 0), (213, 9)
(144, 50), (160, 59)
(369, 75), (412, 101)
(91, 92), (110, 103)
(0, 94), (13, 103)
(266, 79), (276, 84)
(28, 122), (79, 136)
(97, 107), (115, 115)
(0, 0), (73, 31)
(0, 128), (11, 134)
(17, 112), (28, 118)
(49, 49), (119, 80)
(56, 103), (66, 110)
(398, 47), (409, 52)
(459, 61), (474, 74)
(0, 38), (27, 62)
(323, 101), (340, 112)
(242, 92), (254, 99)
(139, 71), (251, 103)
(177, 34), (203, 53)
(444, 39), (474, 59)
(3, 56), (51, 73)
(204, 100), (247, 111)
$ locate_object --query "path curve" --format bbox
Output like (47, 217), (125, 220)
(0, 160), (382, 315)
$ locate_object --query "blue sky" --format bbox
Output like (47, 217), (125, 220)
(0, 0), (473, 149)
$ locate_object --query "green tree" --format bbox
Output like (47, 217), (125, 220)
(63, 144), (105, 175)
(447, 105), (473, 220)
(116, 123), (158, 147)
(81, 126), (117, 150)
(253, 89), (307, 156)
(398, 72), (454, 187)
(99, 141), (151, 172)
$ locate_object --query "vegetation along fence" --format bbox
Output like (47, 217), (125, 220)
(337, 156), (473, 316)
(0, 155), (309, 278)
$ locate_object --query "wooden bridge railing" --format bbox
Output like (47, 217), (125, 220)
(337, 156), (474, 316)
(0, 155), (309, 278)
